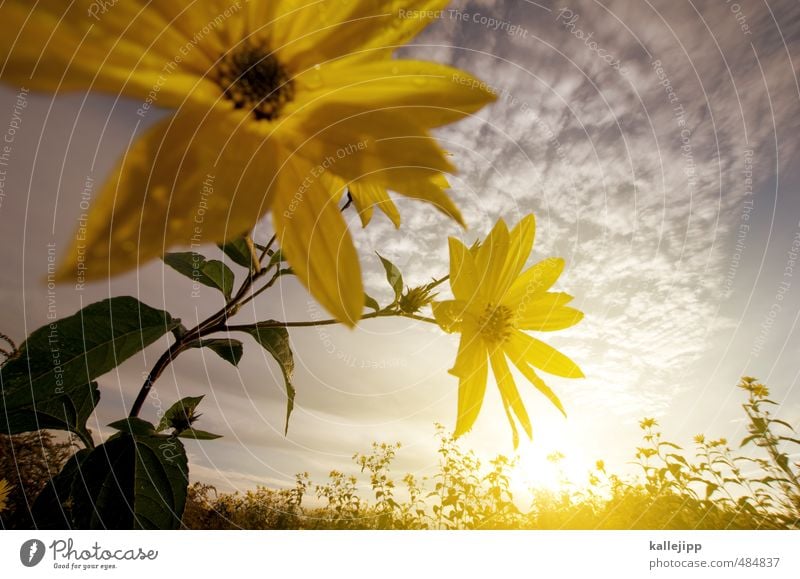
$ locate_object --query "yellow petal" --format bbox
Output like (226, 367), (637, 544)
(284, 105), (455, 186)
(449, 322), (488, 438)
(474, 219), (510, 298)
(503, 345), (568, 418)
(348, 180), (401, 228)
(272, 153), (364, 327)
(390, 172), (464, 227)
(293, 60), (496, 129)
(267, 0), (450, 68)
(503, 257), (565, 308)
(514, 291), (575, 328)
(494, 215), (536, 299)
(489, 349), (532, 446)
(0, 1), (220, 106)
(518, 302), (584, 332)
(448, 238), (481, 304)
(431, 300), (467, 333)
(506, 330), (584, 379)
(55, 107), (275, 281)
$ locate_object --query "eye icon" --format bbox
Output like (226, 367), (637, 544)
(20, 539), (46, 567)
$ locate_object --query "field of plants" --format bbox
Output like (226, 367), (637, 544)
(2, 376), (797, 530)
(180, 377), (799, 530)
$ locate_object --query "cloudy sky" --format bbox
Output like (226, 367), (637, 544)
(1, 0), (799, 499)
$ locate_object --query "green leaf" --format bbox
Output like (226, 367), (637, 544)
(188, 338), (244, 367)
(2, 382), (99, 447)
(770, 418), (795, 431)
(740, 434), (759, 448)
(364, 293), (381, 313)
(157, 396), (205, 433)
(268, 248), (286, 269)
(219, 237), (258, 271)
(1, 297), (176, 431)
(30, 449), (91, 529)
(163, 251), (209, 284)
(667, 453), (689, 467)
(202, 260), (235, 300)
(376, 253), (404, 302)
(70, 431), (188, 529)
(163, 252), (234, 299)
(177, 428), (222, 440)
(240, 325), (295, 436)
(109, 417), (159, 437)
(658, 441), (682, 450)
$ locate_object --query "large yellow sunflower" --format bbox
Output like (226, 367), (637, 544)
(0, 1), (495, 324)
(432, 215), (584, 446)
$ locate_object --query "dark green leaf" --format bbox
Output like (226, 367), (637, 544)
(240, 325), (295, 436)
(187, 338), (243, 367)
(30, 449), (91, 529)
(163, 252), (234, 299)
(219, 237), (257, 271)
(2, 382), (99, 447)
(70, 432), (188, 529)
(364, 293), (380, 313)
(108, 417), (159, 437)
(202, 260), (235, 300)
(376, 253), (403, 301)
(157, 396), (205, 433)
(1, 297), (176, 432)
(268, 248), (286, 269)
(177, 428), (222, 440)
(163, 251), (209, 284)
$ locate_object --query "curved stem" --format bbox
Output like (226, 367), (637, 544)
(130, 230), (444, 418)
(224, 310), (386, 331)
(400, 313), (438, 324)
(129, 341), (187, 418)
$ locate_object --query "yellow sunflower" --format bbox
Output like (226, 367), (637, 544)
(432, 215), (584, 446)
(1, 1), (495, 325)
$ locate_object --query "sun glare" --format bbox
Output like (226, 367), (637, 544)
(510, 437), (594, 505)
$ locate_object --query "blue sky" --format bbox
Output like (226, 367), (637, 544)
(1, 0), (799, 495)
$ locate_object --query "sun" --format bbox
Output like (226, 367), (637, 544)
(508, 434), (595, 505)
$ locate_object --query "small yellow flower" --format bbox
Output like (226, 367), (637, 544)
(0, 479), (12, 513)
(432, 215), (584, 446)
(1, 1), (494, 325)
(639, 418), (658, 430)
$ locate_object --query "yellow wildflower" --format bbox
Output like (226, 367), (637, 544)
(1, 1), (494, 324)
(432, 215), (584, 446)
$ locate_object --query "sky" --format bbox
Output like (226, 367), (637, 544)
(1, 0), (799, 499)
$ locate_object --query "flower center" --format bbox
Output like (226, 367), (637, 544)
(215, 44), (294, 121)
(478, 304), (514, 344)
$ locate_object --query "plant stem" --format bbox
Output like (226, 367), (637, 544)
(129, 234), (442, 419)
